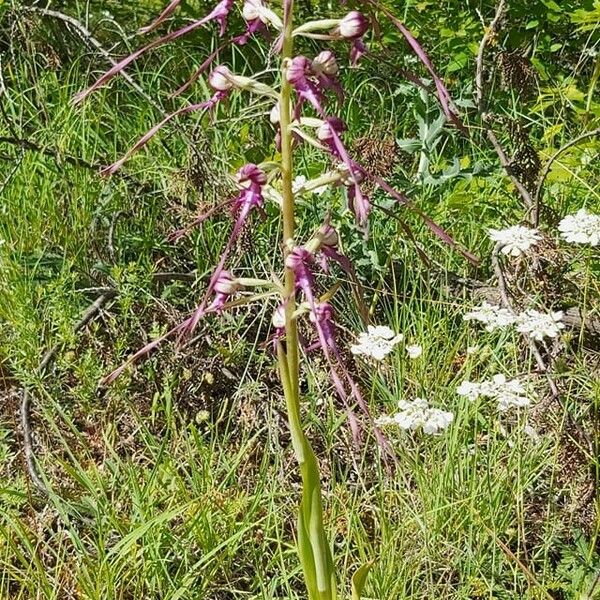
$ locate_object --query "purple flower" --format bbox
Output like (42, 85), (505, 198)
(287, 52), (345, 115)
(334, 11), (369, 39)
(286, 56), (312, 85)
(316, 118), (371, 227)
(237, 0), (283, 44)
(309, 302), (336, 347)
(243, 0), (266, 22)
(285, 245), (314, 291)
(237, 163), (268, 186)
(312, 51), (339, 77)
(209, 65), (235, 91)
(350, 38), (367, 65)
(74, 0), (234, 104)
(212, 0), (235, 36)
(317, 117), (346, 146)
(210, 270), (243, 311)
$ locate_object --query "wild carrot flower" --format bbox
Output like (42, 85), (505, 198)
(377, 398), (453, 435)
(457, 374), (531, 412)
(456, 380), (481, 401)
(515, 309), (564, 341)
(463, 302), (516, 332)
(351, 325), (403, 360)
(406, 344), (423, 359)
(292, 175), (328, 195)
(488, 225), (541, 256)
(558, 208), (600, 246)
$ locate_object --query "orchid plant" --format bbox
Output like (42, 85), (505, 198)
(76, 1), (470, 597)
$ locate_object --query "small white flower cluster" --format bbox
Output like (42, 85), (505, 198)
(515, 309), (565, 341)
(488, 225), (541, 257)
(464, 301), (516, 332)
(558, 208), (600, 246)
(405, 344), (423, 359)
(457, 374), (532, 412)
(489, 209), (600, 255)
(377, 398), (454, 435)
(464, 302), (564, 341)
(351, 325), (403, 360)
(351, 325), (423, 361)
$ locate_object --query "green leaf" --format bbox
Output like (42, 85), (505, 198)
(352, 561), (374, 600)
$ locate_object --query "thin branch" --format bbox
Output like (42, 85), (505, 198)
(532, 126), (600, 226)
(475, 0), (506, 111)
(490, 242), (512, 308)
(0, 135), (148, 190)
(475, 0), (535, 214)
(491, 244), (560, 399)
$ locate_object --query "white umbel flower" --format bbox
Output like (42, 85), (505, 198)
(515, 309), (564, 341)
(351, 325), (403, 361)
(463, 302), (516, 332)
(489, 225), (541, 256)
(558, 208), (600, 246)
(379, 398), (453, 435)
(456, 380), (481, 401)
(406, 344), (423, 359)
(457, 374), (531, 412)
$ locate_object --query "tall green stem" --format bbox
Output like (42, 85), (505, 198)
(277, 3), (337, 598)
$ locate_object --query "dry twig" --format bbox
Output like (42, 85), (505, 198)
(475, 0), (535, 215)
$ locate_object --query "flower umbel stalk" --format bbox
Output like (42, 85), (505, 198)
(278, 2), (337, 598)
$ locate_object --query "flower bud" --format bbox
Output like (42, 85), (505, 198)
(312, 50), (338, 77)
(208, 65), (234, 91)
(214, 270), (242, 296)
(242, 0), (263, 21)
(272, 304), (286, 329)
(236, 163), (267, 186)
(319, 223), (339, 248)
(317, 118), (345, 142)
(242, 0), (283, 29)
(270, 103), (280, 124)
(286, 56), (311, 85)
(338, 163), (364, 186)
(336, 11), (368, 40)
